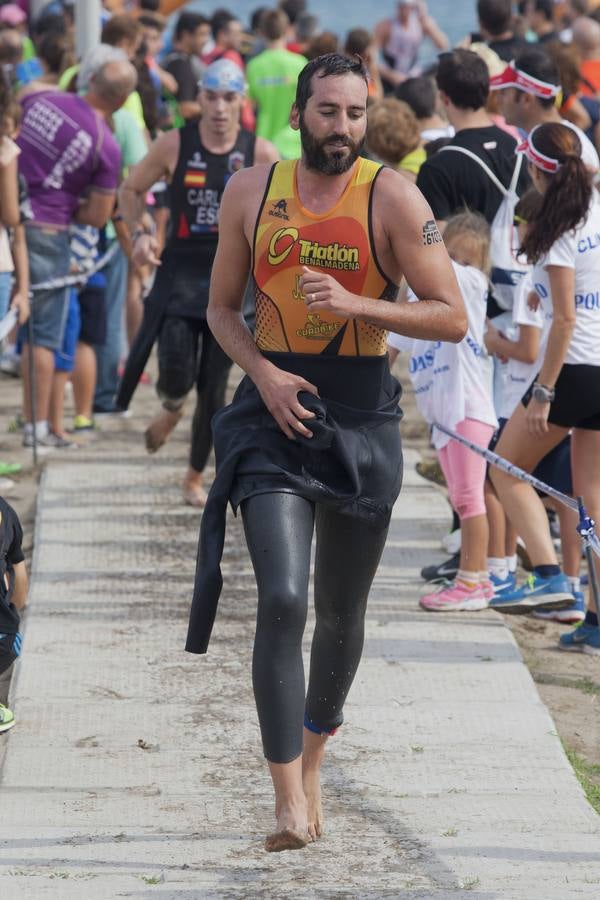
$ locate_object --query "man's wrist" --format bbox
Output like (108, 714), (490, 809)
(247, 353), (274, 384)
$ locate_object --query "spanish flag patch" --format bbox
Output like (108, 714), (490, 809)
(184, 170), (206, 187)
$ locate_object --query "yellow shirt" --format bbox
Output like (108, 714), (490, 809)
(398, 146), (426, 177)
(253, 159), (398, 356)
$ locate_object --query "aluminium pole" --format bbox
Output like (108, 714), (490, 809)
(75, 0), (101, 61)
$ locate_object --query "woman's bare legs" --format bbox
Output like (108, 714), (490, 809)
(571, 428), (600, 613)
(491, 404), (569, 566)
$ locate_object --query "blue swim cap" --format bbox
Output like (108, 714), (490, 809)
(200, 59), (246, 95)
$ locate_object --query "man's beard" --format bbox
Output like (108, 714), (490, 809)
(299, 115), (364, 175)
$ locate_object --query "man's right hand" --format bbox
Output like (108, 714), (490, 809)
(132, 233), (162, 269)
(253, 365), (319, 440)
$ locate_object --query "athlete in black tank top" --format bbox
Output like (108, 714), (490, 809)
(166, 122), (256, 271)
(118, 59), (278, 506)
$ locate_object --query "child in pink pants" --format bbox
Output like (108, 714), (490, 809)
(389, 211), (498, 611)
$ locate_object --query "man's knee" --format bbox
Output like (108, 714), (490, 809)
(257, 583), (308, 637)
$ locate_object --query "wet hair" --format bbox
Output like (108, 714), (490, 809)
(101, 15), (141, 48)
(477, 0), (513, 36)
(443, 210), (491, 276)
(395, 76), (437, 119)
(436, 49), (489, 110)
(140, 0), (160, 9)
(520, 123), (592, 264)
(366, 97), (420, 165)
(513, 47), (560, 107)
(174, 12), (208, 41)
(262, 9), (288, 42)
(295, 53), (368, 111)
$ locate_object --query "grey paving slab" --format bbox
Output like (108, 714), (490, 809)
(0, 448), (599, 899)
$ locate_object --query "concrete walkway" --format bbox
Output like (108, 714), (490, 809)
(0, 415), (599, 899)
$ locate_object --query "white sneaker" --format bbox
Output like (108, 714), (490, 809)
(442, 528), (461, 554)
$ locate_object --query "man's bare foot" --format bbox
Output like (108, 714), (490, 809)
(183, 484), (208, 507)
(265, 827), (311, 852)
(144, 408), (182, 453)
(265, 802), (312, 852)
(183, 467), (207, 507)
(302, 767), (323, 840)
(302, 728), (328, 840)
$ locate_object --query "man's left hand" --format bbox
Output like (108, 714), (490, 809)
(299, 267), (362, 319)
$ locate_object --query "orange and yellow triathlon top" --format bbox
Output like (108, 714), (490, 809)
(252, 158), (399, 356)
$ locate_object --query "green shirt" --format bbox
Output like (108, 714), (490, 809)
(247, 48), (307, 145)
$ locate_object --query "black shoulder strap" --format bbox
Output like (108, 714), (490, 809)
(237, 128), (257, 166)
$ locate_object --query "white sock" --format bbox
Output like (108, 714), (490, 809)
(568, 576), (581, 594)
(23, 420), (48, 439)
(487, 557), (509, 580)
(457, 569), (479, 587)
(507, 554), (518, 574)
(479, 571), (492, 584)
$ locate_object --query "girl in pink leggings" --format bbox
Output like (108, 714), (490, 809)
(389, 211), (497, 611)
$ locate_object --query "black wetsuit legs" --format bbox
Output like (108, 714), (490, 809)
(241, 492), (388, 764)
(190, 330), (232, 473)
(156, 315), (232, 472)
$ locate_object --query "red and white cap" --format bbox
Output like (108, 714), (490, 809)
(517, 126), (562, 174)
(490, 62), (561, 100)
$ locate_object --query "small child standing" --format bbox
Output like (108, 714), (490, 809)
(389, 211), (497, 611)
(0, 496), (28, 732)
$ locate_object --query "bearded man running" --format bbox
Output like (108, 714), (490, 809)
(186, 54), (466, 851)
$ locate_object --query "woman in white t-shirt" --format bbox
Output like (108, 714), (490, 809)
(389, 211), (497, 611)
(490, 123), (600, 654)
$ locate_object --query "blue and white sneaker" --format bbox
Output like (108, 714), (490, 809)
(533, 591), (586, 624)
(489, 572), (517, 596)
(489, 572), (574, 615)
(559, 621), (600, 655)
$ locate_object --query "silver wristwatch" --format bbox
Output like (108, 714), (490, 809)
(532, 382), (555, 403)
